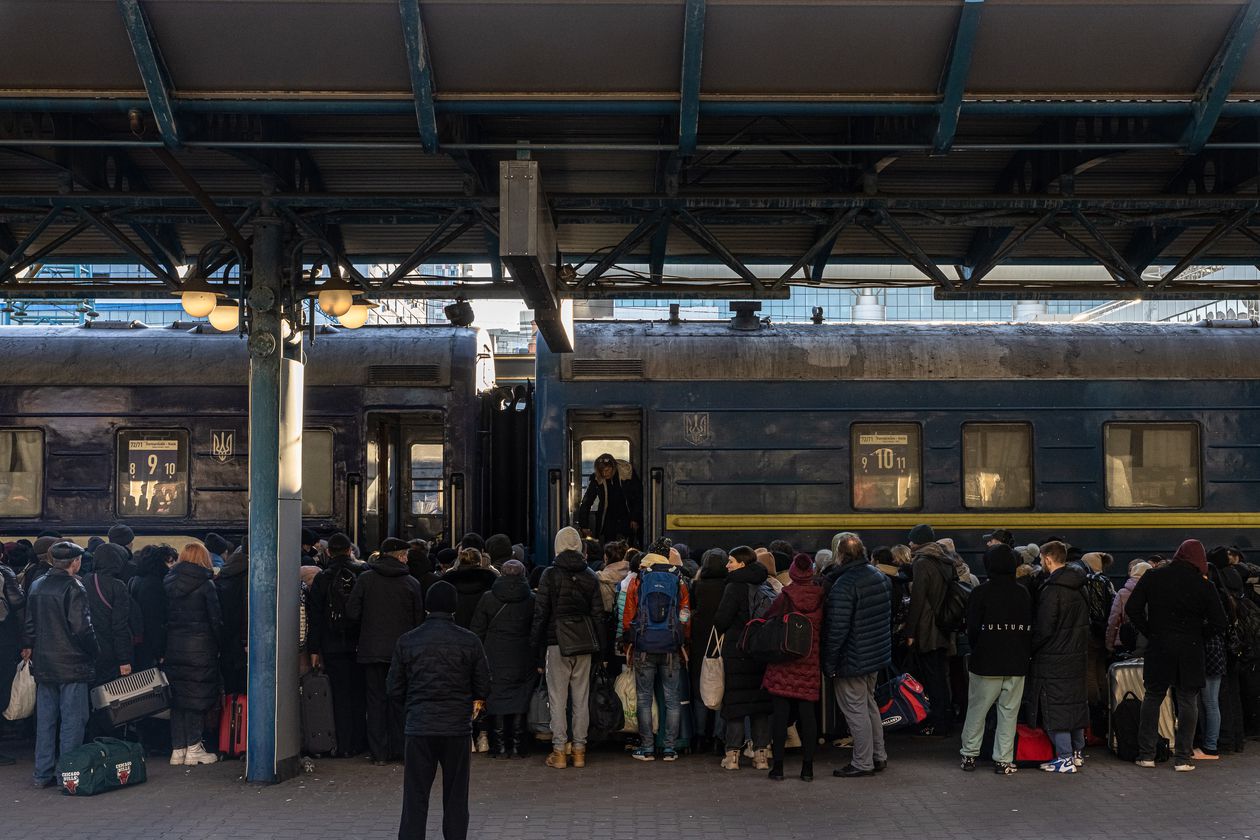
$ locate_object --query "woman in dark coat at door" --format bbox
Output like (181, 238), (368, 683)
(713, 546), (774, 771)
(164, 543), (223, 767)
(688, 548), (729, 750)
(470, 560), (536, 758)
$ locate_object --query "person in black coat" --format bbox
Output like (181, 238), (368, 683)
(1127, 539), (1228, 768)
(347, 538), (425, 764)
(576, 453), (644, 546)
(957, 544), (1033, 774)
(213, 543), (249, 696)
(388, 581), (490, 840)
(1026, 541), (1089, 773)
(81, 543), (135, 689)
(308, 533), (369, 758)
(0, 551), (22, 765)
(163, 543), (223, 766)
(1208, 546), (1246, 755)
(713, 546), (773, 770)
(128, 545), (175, 671)
(470, 560), (535, 758)
(688, 549), (728, 748)
(443, 550), (498, 629)
(407, 540), (442, 594)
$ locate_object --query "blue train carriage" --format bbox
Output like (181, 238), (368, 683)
(0, 322), (495, 551)
(535, 319), (1260, 574)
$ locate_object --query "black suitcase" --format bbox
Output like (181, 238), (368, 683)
(89, 668), (171, 728)
(300, 669), (337, 756)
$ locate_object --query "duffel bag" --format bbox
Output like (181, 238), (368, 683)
(739, 612), (812, 664)
(528, 676), (552, 736)
(588, 666), (624, 736)
(57, 737), (147, 796)
(875, 670), (930, 730)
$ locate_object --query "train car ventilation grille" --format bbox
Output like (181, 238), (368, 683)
(569, 359), (645, 380)
(368, 364), (441, 385)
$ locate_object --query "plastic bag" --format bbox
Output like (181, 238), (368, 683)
(3, 660), (35, 721)
(614, 665), (659, 734)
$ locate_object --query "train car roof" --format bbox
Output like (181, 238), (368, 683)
(0, 323), (492, 388)
(549, 320), (1260, 381)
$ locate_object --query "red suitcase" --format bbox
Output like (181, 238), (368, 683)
(218, 694), (247, 758)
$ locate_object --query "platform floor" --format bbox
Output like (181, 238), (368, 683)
(2, 733), (1258, 840)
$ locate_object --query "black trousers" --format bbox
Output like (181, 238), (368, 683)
(911, 648), (952, 733)
(1139, 679), (1198, 763)
(399, 735), (471, 840)
(364, 663), (403, 761)
(324, 653), (367, 756)
(770, 696), (818, 764)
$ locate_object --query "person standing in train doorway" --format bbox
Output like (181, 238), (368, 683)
(577, 453), (644, 547)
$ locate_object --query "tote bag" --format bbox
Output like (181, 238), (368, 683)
(3, 660), (35, 721)
(699, 627), (725, 710)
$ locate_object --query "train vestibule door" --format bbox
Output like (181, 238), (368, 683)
(364, 412), (447, 549)
(565, 409), (645, 544)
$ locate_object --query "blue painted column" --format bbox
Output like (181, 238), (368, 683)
(246, 216), (303, 782)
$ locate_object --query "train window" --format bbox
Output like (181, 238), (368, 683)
(0, 429), (43, 517)
(117, 429), (189, 517)
(1105, 423), (1201, 509)
(579, 439), (631, 479)
(962, 423), (1033, 510)
(409, 443), (444, 515)
(303, 430), (334, 517)
(851, 423), (921, 511)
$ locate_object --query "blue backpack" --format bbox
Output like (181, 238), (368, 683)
(631, 568), (684, 653)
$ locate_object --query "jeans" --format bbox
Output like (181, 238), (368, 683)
(399, 735), (471, 840)
(725, 715), (769, 751)
(634, 652), (682, 750)
(834, 673), (887, 771)
(771, 696), (817, 764)
(1202, 674), (1223, 751)
(545, 645), (592, 749)
(34, 681), (89, 784)
(1049, 728), (1085, 760)
(1139, 679), (1199, 763)
(959, 673), (1025, 764)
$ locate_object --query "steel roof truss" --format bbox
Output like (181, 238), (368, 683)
(932, 0), (984, 155)
(398, 0), (440, 154)
(116, 0), (181, 150)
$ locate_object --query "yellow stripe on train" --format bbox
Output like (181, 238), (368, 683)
(665, 513), (1260, 531)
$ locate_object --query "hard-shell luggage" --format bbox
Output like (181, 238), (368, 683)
(90, 667), (171, 728)
(219, 693), (247, 757)
(299, 669), (337, 756)
(57, 737), (147, 796)
(1107, 659), (1175, 751)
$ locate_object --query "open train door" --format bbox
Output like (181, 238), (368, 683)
(564, 409), (647, 547)
(364, 411), (449, 550)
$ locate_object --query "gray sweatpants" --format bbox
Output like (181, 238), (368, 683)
(834, 673), (887, 772)
(545, 645), (592, 750)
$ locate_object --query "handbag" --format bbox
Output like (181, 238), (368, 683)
(3, 660), (35, 721)
(548, 568), (601, 657)
(739, 589), (813, 664)
(699, 627), (725, 710)
(874, 668), (930, 730)
(588, 666), (624, 735)
(528, 676), (552, 736)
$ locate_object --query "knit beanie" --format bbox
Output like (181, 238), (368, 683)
(984, 544), (1018, 577)
(907, 523), (935, 545)
(501, 559), (526, 577)
(426, 580), (458, 614)
(554, 526), (583, 556)
(108, 524), (135, 546)
(788, 553), (814, 584)
(485, 534), (513, 565)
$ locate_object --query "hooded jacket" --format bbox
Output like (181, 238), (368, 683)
(821, 558), (893, 679)
(306, 554), (368, 658)
(1027, 564), (1089, 732)
(763, 564), (826, 700)
(965, 561), (1032, 677)
(713, 562), (774, 718)
(905, 542), (956, 652)
(575, 460), (644, 543)
(346, 554), (425, 664)
(469, 574), (536, 714)
(687, 561), (728, 671)
(163, 562), (223, 711)
(529, 549), (604, 661)
(22, 568), (99, 684)
(214, 548), (250, 694)
(387, 611), (491, 737)
(1126, 558), (1228, 688)
(441, 564), (498, 629)
(128, 559), (168, 668)
(82, 542), (135, 686)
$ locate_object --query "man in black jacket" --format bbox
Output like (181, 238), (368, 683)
(957, 544), (1032, 774)
(20, 541), (99, 788)
(308, 533), (368, 758)
(389, 580), (490, 840)
(1127, 539), (1228, 771)
(347, 537), (425, 765)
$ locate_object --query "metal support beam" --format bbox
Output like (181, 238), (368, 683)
(382, 210), (473, 287)
(673, 210), (765, 293)
(776, 208), (858, 289)
(117, 0), (181, 149)
(75, 208), (179, 288)
(1182, 0), (1260, 154)
(933, 0), (984, 154)
(648, 211), (671, 282)
(398, 0), (440, 153)
(678, 0), (707, 157)
(576, 212), (665, 289)
(1154, 207), (1254, 289)
(246, 216), (302, 784)
(866, 210), (956, 290)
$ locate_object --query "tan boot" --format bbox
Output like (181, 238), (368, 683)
(572, 746), (586, 768)
(545, 749), (567, 769)
(721, 749), (741, 770)
(752, 748), (770, 770)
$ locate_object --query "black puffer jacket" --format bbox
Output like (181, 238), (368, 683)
(470, 575), (536, 715)
(1126, 559), (1228, 689)
(347, 555), (425, 664)
(82, 544), (135, 686)
(307, 555), (368, 657)
(0, 564), (26, 651)
(128, 568), (168, 669)
(713, 562), (773, 718)
(214, 550), (249, 695)
(163, 562), (223, 711)
(821, 559), (893, 678)
(687, 568), (728, 669)
(530, 550), (604, 661)
(387, 612), (491, 737)
(22, 569), (99, 684)
(442, 565), (497, 629)
(1027, 565), (1089, 732)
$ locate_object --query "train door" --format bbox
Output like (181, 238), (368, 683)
(364, 411), (449, 549)
(564, 409), (646, 545)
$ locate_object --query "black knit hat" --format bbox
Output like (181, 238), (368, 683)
(907, 523), (935, 545)
(328, 533), (353, 554)
(426, 580), (458, 614)
(108, 524), (135, 546)
(204, 533), (230, 556)
(984, 543), (1018, 577)
(485, 533), (512, 563)
(301, 528), (319, 546)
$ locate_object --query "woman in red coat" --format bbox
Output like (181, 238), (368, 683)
(762, 553), (825, 781)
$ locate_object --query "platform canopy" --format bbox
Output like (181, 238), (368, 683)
(5, 0), (1260, 300)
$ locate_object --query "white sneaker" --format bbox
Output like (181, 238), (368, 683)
(1135, 759), (1157, 768)
(169, 748), (187, 766)
(476, 732), (490, 753)
(183, 743), (219, 765)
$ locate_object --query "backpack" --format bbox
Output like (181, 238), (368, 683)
(1111, 691), (1141, 761)
(935, 563), (971, 634)
(1083, 572), (1117, 640)
(325, 566), (360, 636)
(631, 568), (684, 653)
(746, 581), (776, 621)
(1233, 597), (1260, 662)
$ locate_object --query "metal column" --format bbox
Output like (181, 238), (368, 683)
(246, 216), (303, 783)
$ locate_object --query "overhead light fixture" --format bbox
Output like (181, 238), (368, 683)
(309, 273), (361, 318)
(338, 298), (378, 330)
(208, 298), (240, 332)
(172, 272), (225, 318)
(444, 299), (475, 327)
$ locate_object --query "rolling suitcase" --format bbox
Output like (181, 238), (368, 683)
(299, 669), (337, 756)
(219, 693), (247, 758)
(1107, 658), (1175, 752)
(89, 668), (171, 728)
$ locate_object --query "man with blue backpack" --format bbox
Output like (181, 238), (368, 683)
(622, 551), (691, 761)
